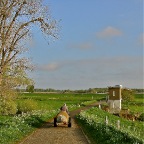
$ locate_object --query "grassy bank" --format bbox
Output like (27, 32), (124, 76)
(76, 107), (144, 144)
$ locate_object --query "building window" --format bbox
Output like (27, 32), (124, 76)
(113, 91), (115, 96)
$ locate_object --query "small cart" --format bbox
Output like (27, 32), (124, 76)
(54, 111), (71, 127)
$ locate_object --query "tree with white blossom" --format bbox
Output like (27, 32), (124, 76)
(0, 0), (58, 114)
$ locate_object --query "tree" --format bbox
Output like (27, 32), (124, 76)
(26, 85), (34, 93)
(121, 89), (134, 102)
(88, 88), (96, 93)
(0, 0), (58, 114)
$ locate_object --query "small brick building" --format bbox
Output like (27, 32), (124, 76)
(107, 85), (122, 113)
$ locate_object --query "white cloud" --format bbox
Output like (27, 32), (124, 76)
(96, 26), (123, 38)
(37, 62), (61, 71)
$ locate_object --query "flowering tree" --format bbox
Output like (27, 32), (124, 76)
(0, 0), (58, 114)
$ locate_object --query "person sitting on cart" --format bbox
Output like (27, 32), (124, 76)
(60, 103), (69, 114)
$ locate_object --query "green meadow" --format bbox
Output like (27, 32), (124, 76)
(122, 94), (144, 113)
(76, 93), (144, 144)
(0, 93), (143, 144)
(17, 93), (106, 110)
(0, 93), (106, 144)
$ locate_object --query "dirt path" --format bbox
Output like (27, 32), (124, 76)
(19, 102), (104, 144)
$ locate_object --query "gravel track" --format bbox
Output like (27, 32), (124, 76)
(19, 102), (102, 144)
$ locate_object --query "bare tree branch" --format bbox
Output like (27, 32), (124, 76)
(0, 0), (58, 90)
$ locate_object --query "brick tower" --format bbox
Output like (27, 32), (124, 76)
(108, 85), (122, 113)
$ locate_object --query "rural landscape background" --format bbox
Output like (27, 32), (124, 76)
(0, 0), (143, 144)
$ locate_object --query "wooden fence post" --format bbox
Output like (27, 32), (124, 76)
(105, 116), (108, 125)
(117, 120), (120, 129)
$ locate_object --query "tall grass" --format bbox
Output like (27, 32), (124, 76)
(0, 110), (58, 144)
(76, 107), (144, 144)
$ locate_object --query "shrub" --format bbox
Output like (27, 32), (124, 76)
(26, 85), (34, 93)
(138, 113), (144, 121)
(0, 99), (17, 115)
(121, 89), (134, 102)
(17, 99), (38, 113)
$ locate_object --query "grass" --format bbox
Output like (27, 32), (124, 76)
(122, 93), (144, 113)
(17, 93), (106, 110)
(76, 93), (144, 144)
(76, 107), (144, 144)
(0, 93), (143, 144)
(0, 93), (106, 144)
(0, 110), (58, 144)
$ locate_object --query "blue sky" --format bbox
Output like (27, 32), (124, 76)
(27, 0), (143, 90)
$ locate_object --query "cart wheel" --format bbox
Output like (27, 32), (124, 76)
(54, 117), (57, 127)
(68, 122), (71, 127)
(68, 117), (71, 123)
(68, 117), (71, 127)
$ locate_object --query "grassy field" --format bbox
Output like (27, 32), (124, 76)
(0, 93), (143, 144)
(0, 93), (106, 144)
(76, 93), (144, 144)
(76, 107), (144, 144)
(17, 93), (106, 110)
(122, 94), (144, 113)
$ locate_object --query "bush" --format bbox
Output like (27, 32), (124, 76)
(0, 99), (17, 115)
(138, 113), (144, 121)
(17, 99), (38, 113)
(26, 85), (34, 93)
(121, 89), (134, 102)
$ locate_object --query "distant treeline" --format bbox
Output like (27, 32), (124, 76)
(17, 88), (144, 94)
(132, 88), (144, 93)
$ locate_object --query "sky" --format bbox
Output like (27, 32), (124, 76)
(27, 0), (143, 90)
